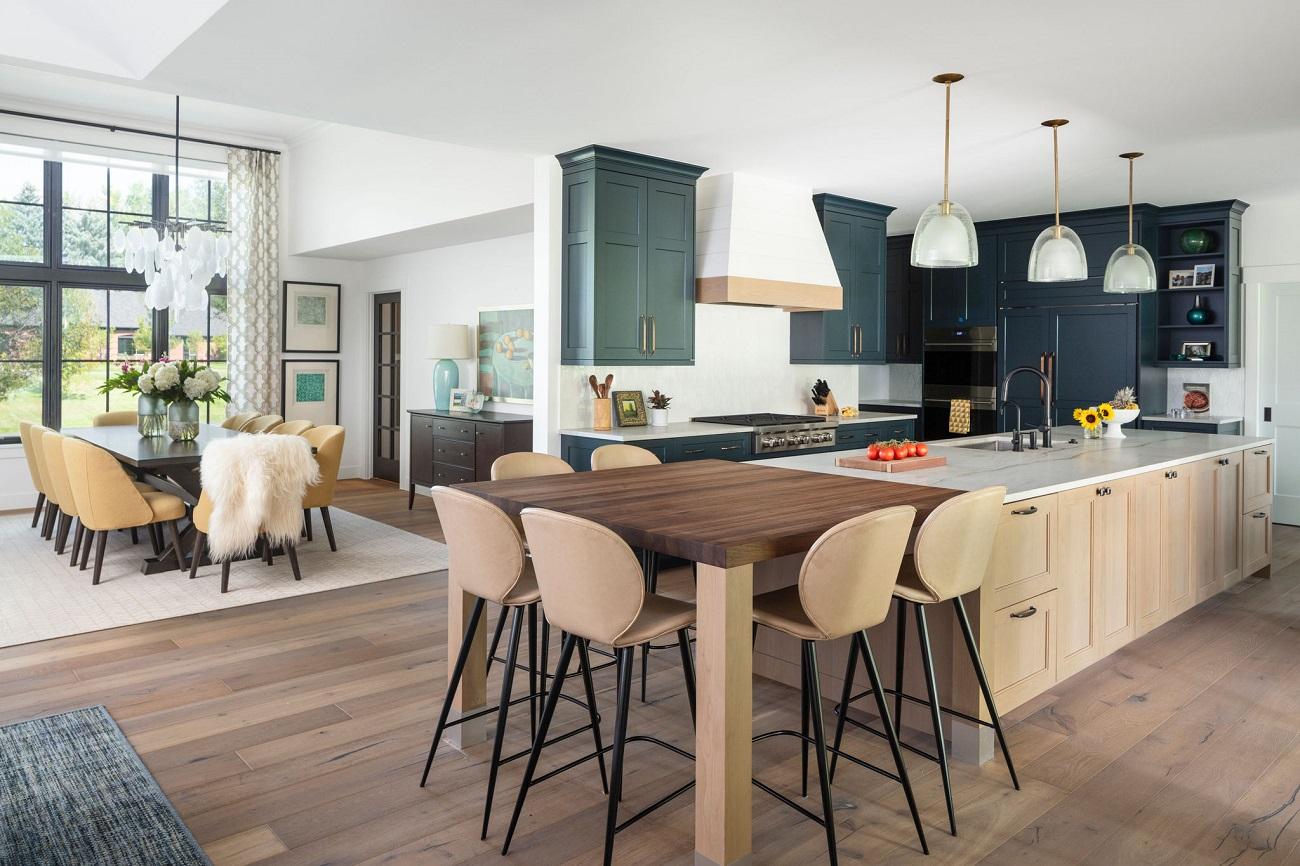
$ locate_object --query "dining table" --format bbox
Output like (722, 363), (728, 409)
(455, 458), (958, 865)
(64, 423), (243, 574)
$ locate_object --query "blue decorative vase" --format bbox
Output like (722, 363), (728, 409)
(433, 358), (460, 411)
(1187, 295), (1213, 325)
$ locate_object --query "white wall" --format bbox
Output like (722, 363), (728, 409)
(1241, 193), (1300, 434)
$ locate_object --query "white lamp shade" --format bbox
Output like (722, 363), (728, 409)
(912, 201), (978, 268)
(1028, 225), (1088, 282)
(428, 323), (473, 359)
(1103, 244), (1157, 293)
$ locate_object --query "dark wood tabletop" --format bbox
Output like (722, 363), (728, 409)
(456, 459), (961, 568)
(63, 424), (243, 469)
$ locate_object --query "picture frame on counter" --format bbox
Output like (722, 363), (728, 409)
(1181, 340), (1214, 360)
(448, 387), (475, 412)
(281, 359), (340, 425)
(282, 281), (341, 353)
(612, 390), (647, 427)
(1193, 263), (1216, 287)
(1168, 268), (1195, 288)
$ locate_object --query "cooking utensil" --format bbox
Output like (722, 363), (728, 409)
(603, 374), (614, 397)
(588, 374), (600, 397)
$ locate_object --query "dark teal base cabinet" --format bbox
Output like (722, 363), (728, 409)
(558, 145), (707, 366)
(791, 195), (895, 364)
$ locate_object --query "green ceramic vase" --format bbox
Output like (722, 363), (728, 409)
(1179, 228), (1215, 254)
(1187, 295), (1214, 325)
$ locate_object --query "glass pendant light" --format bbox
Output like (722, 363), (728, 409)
(912, 73), (978, 268)
(1027, 119), (1087, 282)
(1103, 152), (1156, 293)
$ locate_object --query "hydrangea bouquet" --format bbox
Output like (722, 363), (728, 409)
(137, 359), (229, 406)
(102, 358), (229, 440)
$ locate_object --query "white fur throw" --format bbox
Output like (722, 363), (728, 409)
(199, 434), (320, 561)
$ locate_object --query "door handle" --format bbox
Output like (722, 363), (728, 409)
(682, 447), (705, 455)
(1218, 457), (1230, 465)
(650, 316), (656, 355)
(1038, 353), (1046, 401)
(1254, 449), (1269, 455)
(719, 445), (741, 452)
(1253, 512), (1268, 519)
(639, 315), (646, 354)
(1011, 505), (1038, 516)
(849, 325), (855, 355)
(1010, 606), (1039, 619)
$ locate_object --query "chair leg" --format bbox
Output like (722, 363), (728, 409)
(408, 483), (415, 510)
(856, 631), (928, 855)
(804, 641), (839, 866)
(953, 596), (1020, 790)
(130, 526), (139, 545)
(527, 603), (538, 741)
(485, 607), (508, 677)
(54, 512), (71, 555)
(31, 492), (45, 528)
(262, 535), (273, 565)
(189, 531), (206, 579)
(220, 560), (231, 593)
(577, 639), (610, 794)
(602, 646), (635, 866)
(915, 603), (956, 836)
(80, 530), (94, 570)
(676, 628), (696, 726)
(829, 628), (860, 784)
(800, 646), (811, 797)
(501, 633), (577, 855)
(69, 519), (85, 568)
(420, 597), (487, 788)
(167, 521), (186, 572)
(91, 531), (107, 585)
(482, 605), (524, 840)
(42, 502), (56, 539)
(303, 508), (313, 541)
(285, 541), (302, 581)
(893, 597), (908, 737)
(320, 506), (337, 552)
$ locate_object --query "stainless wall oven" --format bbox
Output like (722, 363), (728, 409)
(922, 325), (998, 440)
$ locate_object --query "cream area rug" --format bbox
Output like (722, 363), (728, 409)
(0, 508), (448, 648)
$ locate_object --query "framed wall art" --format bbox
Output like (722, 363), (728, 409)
(477, 305), (534, 403)
(612, 390), (647, 427)
(281, 359), (340, 425)
(283, 281), (341, 353)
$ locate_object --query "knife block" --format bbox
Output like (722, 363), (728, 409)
(813, 391), (839, 417)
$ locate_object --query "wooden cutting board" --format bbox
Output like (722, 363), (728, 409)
(836, 453), (947, 473)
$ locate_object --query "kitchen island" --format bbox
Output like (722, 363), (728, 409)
(750, 428), (1275, 763)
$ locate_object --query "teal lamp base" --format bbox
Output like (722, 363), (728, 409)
(433, 358), (460, 411)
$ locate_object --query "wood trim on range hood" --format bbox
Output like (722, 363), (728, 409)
(694, 172), (844, 311)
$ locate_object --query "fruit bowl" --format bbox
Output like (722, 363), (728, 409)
(1103, 407), (1140, 438)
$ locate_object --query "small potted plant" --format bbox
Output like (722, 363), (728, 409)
(648, 390), (672, 427)
(1101, 386), (1140, 439)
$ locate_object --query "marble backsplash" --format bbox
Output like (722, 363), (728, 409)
(1165, 367), (1245, 417)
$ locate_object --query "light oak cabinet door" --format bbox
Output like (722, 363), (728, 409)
(1096, 477), (1136, 655)
(1056, 486), (1099, 678)
(984, 493), (1058, 610)
(1162, 467), (1195, 619)
(1190, 458), (1219, 602)
(992, 589), (1058, 712)
(1243, 504), (1272, 577)
(1134, 470), (1165, 635)
(1214, 452), (1243, 590)
(1243, 445), (1273, 513)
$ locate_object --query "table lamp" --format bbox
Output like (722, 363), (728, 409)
(428, 324), (473, 411)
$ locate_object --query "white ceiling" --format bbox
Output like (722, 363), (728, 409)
(3, 0), (1299, 228)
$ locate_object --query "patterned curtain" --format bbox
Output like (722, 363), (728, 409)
(226, 149), (281, 415)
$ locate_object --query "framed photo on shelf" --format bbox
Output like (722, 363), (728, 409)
(1168, 268), (1195, 288)
(448, 388), (475, 412)
(281, 359), (340, 425)
(1193, 263), (1216, 287)
(612, 390), (647, 427)
(283, 281), (341, 353)
(1180, 341), (1214, 360)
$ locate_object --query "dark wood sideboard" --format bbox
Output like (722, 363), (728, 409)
(407, 409), (534, 508)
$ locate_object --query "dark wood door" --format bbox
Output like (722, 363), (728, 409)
(373, 292), (401, 482)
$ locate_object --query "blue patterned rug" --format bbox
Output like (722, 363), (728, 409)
(0, 706), (210, 865)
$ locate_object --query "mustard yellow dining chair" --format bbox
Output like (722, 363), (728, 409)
(242, 414), (284, 434)
(222, 411), (258, 430)
(40, 431), (82, 558)
(60, 438), (187, 585)
(188, 490), (303, 593)
(301, 425), (345, 550)
(18, 421), (50, 531)
(268, 419), (313, 436)
(25, 423), (61, 540)
(92, 411), (137, 427)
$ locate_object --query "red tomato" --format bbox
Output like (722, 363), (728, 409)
(915, 442), (929, 457)
(866, 443), (880, 460)
(905, 442), (918, 458)
(878, 446), (896, 461)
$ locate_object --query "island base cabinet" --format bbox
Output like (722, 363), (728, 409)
(1243, 445), (1273, 513)
(1243, 505), (1272, 577)
(983, 494), (1058, 611)
(991, 590), (1058, 712)
(1214, 452), (1243, 591)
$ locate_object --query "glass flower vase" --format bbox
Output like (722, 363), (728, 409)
(1081, 423), (1102, 440)
(137, 393), (168, 437)
(168, 398), (201, 441)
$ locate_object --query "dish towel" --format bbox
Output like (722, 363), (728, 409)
(949, 399), (972, 435)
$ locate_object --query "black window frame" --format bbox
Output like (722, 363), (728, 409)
(0, 159), (227, 443)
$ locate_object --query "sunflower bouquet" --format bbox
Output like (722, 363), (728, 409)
(1073, 405), (1105, 438)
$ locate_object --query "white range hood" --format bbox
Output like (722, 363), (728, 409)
(695, 172), (842, 311)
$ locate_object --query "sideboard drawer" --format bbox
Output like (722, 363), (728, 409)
(434, 417), (476, 443)
(434, 463), (475, 486)
(433, 437), (475, 469)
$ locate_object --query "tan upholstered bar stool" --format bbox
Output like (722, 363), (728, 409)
(222, 411), (257, 430)
(422, 488), (606, 841)
(751, 506), (928, 863)
(18, 422), (50, 532)
(832, 485), (1018, 838)
(504, 508), (697, 866)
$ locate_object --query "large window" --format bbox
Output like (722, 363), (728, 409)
(0, 152), (227, 442)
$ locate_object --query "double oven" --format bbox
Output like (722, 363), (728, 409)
(921, 325), (998, 441)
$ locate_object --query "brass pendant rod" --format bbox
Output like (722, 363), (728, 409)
(1052, 124), (1060, 229)
(1127, 156), (1134, 247)
(942, 81), (951, 204)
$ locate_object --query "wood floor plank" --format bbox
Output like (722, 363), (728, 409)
(205, 825), (289, 866)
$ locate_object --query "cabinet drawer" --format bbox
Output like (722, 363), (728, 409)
(1243, 445), (1273, 512)
(992, 589), (1058, 712)
(433, 463), (475, 486)
(672, 437), (749, 462)
(1243, 505), (1272, 577)
(984, 494), (1057, 609)
(433, 437), (475, 469)
(434, 417), (476, 442)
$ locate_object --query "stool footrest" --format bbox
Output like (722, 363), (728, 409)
(753, 728), (903, 785)
(501, 720), (599, 767)
(839, 685), (998, 730)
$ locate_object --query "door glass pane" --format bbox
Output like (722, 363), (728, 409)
(61, 163), (107, 210)
(60, 361), (107, 428)
(62, 209), (108, 266)
(0, 202), (44, 263)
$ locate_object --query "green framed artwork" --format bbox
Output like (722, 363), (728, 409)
(281, 359), (339, 425)
(477, 305), (534, 403)
(282, 281), (341, 352)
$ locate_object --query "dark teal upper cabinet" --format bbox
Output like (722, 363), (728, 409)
(921, 232), (997, 329)
(885, 236), (922, 363)
(791, 194), (895, 364)
(558, 146), (706, 366)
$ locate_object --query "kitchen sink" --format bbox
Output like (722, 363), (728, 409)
(953, 436), (1080, 452)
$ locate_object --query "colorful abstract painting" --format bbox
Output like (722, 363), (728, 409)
(477, 306), (534, 403)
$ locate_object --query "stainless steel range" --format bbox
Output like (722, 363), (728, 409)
(693, 412), (837, 454)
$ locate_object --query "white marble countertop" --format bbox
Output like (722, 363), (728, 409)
(1141, 413), (1244, 424)
(559, 411), (916, 442)
(753, 428), (1273, 503)
(858, 398), (923, 408)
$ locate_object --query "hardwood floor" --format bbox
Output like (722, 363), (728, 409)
(3, 479), (1299, 865)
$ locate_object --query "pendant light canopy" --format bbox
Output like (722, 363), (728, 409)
(1027, 119), (1087, 282)
(1103, 152), (1157, 293)
(912, 73), (978, 268)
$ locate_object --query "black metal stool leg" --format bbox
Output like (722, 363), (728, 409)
(800, 646), (811, 797)
(603, 646), (634, 866)
(639, 551), (658, 703)
(856, 631), (928, 855)
(915, 603), (956, 836)
(954, 596), (1020, 790)
(481, 605), (524, 839)
(420, 597), (486, 788)
(577, 639), (610, 794)
(502, 634), (577, 855)
(804, 641), (838, 866)
(676, 628), (696, 726)
(893, 597), (908, 736)
(485, 607), (508, 676)
(829, 629), (860, 783)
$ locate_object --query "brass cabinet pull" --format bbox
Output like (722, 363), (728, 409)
(1254, 512), (1268, 519)
(1218, 457), (1230, 465)
(1254, 449), (1269, 455)
(1010, 606), (1039, 619)
(1165, 470), (1179, 479)
(638, 316), (646, 354)
(1011, 505), (1038, 515)
(650, 316), (656, 355)
(719, 445), (741, 452)
(849, 325), (855, 354)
